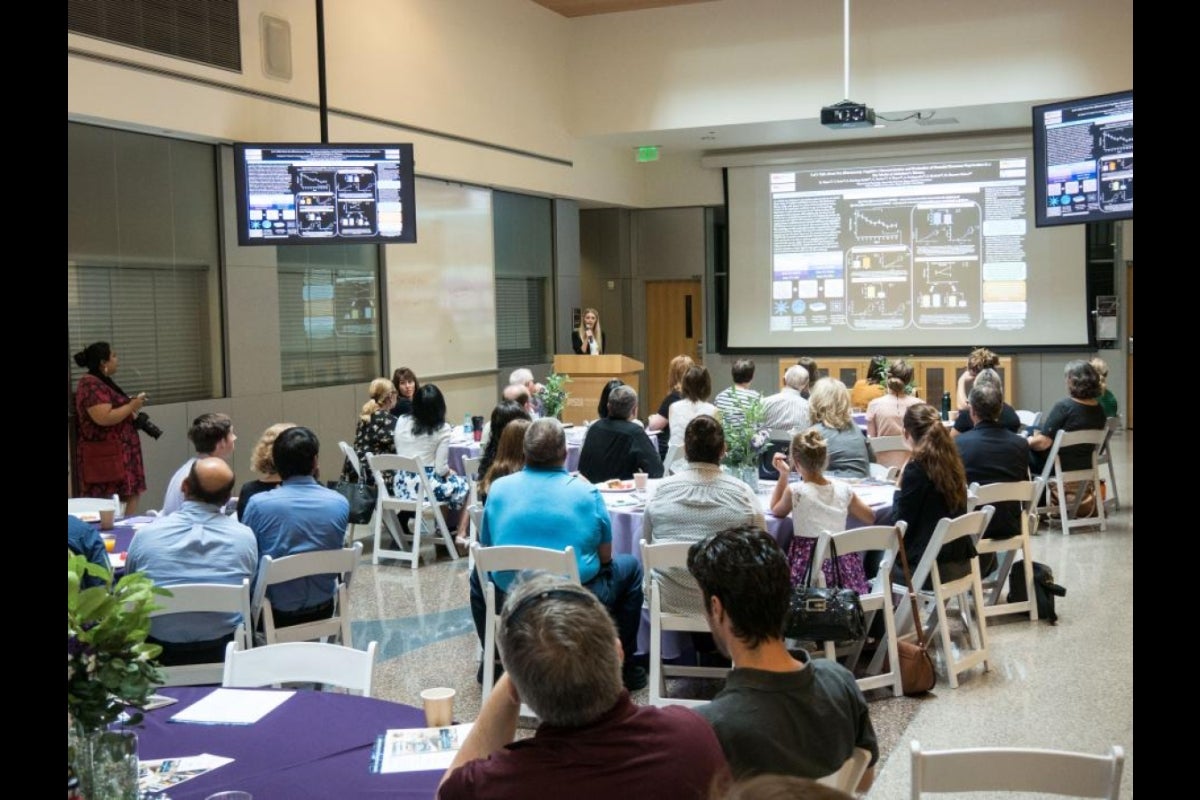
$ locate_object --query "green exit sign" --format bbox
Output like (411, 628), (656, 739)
(635, 146), (660, 163)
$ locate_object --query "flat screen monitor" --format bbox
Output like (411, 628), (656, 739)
(1032, 90), (1132, 228)
(233, 143), (416, 245)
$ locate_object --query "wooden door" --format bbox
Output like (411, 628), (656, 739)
(645, 280), (703, 410)
(1126, 261), (1133, 429)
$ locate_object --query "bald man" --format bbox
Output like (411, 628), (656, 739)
(127, 457), (258, 666)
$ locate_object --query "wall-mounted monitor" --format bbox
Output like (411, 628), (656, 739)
(233, 143), (416, 245)
(1032, 91), (1132, 228)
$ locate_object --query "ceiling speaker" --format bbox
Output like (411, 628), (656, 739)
(260, 14), (292, 81)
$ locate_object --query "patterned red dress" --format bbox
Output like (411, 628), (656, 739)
(75, 374), (147, 498)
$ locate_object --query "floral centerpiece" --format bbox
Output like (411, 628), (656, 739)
(717, 392), (769, 481)
(68, 553), (167, 796)
(541, 372), (571, 419)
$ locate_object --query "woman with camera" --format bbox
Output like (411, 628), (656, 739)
(73, 341), (149, 515)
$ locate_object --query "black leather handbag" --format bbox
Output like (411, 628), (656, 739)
(785, 540), (866, 642)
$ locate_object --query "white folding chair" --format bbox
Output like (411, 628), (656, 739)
(809, 524), (906, 697)
(1015, 409), (1042, 429)
(869, 462), (900, 482)
(868, 434), (909, 458)
(461, 455), (483, 568)
(68, 494), (121, 517)
(149, 578), (253, 687)
(639, 539), (731, 708)
(223, 640), (377, 697)
(339, 441), (371, 545)
(470, 541), (580, 707)
(967, 479), (1043, 621)
(252, 541), (362, 647)
(1097, 417), (1121, 510)
(1038, 429), (1108, 534)
(368, 453), (459, 568)
(818, 747), (873, 794)
(910, 740), (1125, 799)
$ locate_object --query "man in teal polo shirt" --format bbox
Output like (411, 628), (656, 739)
(471, 417), (647, 691)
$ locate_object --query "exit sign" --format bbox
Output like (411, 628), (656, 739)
(635, 146), (660, 163)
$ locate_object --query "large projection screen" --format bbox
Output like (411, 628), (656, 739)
(724, 139), (1088, 352)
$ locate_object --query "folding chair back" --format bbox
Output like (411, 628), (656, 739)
(223, 640), (377, 697)
(150, 578), (253, 686)
(818, 747), (873, 794)
(252, 541), (361, 647)
(368, 453), (459, 568)
(1097, 417), (1121, 510)
(910, 740), (1124, 799)
(1039, 429), (1108, 534)
(967, 479), (1043, 621)
(640, 539), (730, 707)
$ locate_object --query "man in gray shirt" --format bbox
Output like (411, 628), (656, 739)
(761, 365), (811, 432)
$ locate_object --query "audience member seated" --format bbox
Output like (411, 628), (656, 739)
(951, 368), (1021, 437)
(797, 357), (820, 400)
(643, 415), (764, 617)
(439, 573), (729, 799)
(688, 527), (878, 788)
(478, 419), (531, 505)
(578, 385), (664, 482)
(127, 458), (258, 665)
(807, 379), (873, 479)
(954, 347), (1000, 411)
(242, 427), (349, 629)
(508, 367), (545, 417)
(714, 359), (761, 429)
(162, 412), (236, 515)
(1028, 360), (1108, 477)
(849, 355), (888, 411)
(477, 400), (532, 479)
(761, 365), (811, 432)
(342, 377), (397, 485)
(1091, 357), (1119, 418)
(647, 354), (694, 460)
(596, 378), (624, 421)
(390, 366), (419, 419)
(880, 404), (973, 587)
(956, 382), (1031, 573)
(236, 422), (296, 521)
(393, 384), (470, 520)
(668, 366), (717, 472)
(472, 418), (648, 690)
(68, 514), (111, 588)
(866, 359), (920, 470)
(769, 429), (875, 595)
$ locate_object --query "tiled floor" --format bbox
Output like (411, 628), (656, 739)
(349, 432), (1133, 798)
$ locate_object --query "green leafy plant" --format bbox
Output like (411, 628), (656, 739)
(718, 392), (769, 470)
(68, 554), (167, 732)
(541, 372), (571, 419)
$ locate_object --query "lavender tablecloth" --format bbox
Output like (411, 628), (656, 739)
(133, 686), (440, 799)
(448, 428), (658, 476)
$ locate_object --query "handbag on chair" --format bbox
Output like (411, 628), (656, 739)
(784, 541), (866, 643)
(329, 479), (377, 525)
(892, 529), (937, 696)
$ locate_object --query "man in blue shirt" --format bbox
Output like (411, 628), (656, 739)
(67, 514), (110, 588)
(472, 417), (647, 690)
(126, 457), (258, 665)
(242, 426), (349, 628)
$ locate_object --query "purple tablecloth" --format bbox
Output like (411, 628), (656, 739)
(448, 439), (582, 476)
(132, 686), (441, 799)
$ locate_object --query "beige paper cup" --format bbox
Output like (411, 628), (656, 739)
(633, 471), (648, 491)
(99, 508), (116, 530)
(421, 687), (456, 727)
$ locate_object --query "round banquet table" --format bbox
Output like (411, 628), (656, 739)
(447, 427), (658, 476)
(132, 686), (442, 799)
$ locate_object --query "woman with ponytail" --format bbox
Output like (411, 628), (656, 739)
(887, 403), (975, 586)
(72, 341), (148, 514)
(343, 377), (398, 485)
(865, 359), (920, 470)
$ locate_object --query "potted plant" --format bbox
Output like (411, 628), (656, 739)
(717, 393), (769, 487)
(68, 554), (167, 799)
(541, 372), (571, 420)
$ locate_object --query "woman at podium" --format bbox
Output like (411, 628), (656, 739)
(571, 307), (606, 355)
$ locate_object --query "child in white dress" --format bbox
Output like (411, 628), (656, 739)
(768, 428), (876, 592)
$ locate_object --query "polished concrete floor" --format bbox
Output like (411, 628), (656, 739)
(349, 432), (1134, 798)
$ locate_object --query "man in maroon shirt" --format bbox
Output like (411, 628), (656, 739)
(439, 573), (729, 800)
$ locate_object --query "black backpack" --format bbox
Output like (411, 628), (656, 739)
(1007, 560), (1066, 624)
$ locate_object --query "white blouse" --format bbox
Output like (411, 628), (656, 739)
(393, 416), (453, 476)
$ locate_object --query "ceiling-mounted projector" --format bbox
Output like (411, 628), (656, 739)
(821, 100), (876, 129)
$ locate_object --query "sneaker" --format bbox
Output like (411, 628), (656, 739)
(622, 664), (649, 691)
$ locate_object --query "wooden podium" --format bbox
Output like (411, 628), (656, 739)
(553, 354), (644, 427)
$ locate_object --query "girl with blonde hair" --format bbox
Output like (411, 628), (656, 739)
(572, 307), (606, 355)
(770, 428), (876, 593)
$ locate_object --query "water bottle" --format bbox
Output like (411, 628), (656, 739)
(940, 392), (951, 421)
(463, 413), (472, 435)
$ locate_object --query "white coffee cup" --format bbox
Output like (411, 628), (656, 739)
(421, 687), (456, 727)
(633, 471), (648, 492)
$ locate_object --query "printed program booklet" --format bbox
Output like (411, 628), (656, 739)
(370, 723), (474, 773)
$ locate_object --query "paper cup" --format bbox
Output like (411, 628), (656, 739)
(421, 687), (456, 727)
(101, 534), (116, 553)
(99, 508), (116, 530)
(633, 471), (648, 491)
